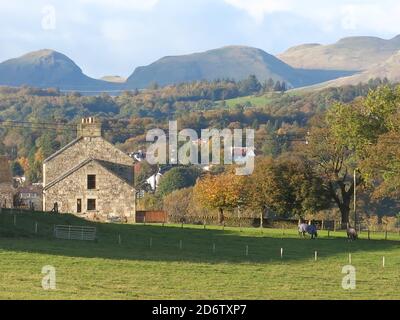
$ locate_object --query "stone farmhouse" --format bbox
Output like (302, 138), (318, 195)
(43, 117), (136, 221)
(0, 156), (14, 208)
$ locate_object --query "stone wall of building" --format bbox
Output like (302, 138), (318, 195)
(44, 161), (135, 220)
(0, 156), (14, 208)
(0, 156), (12, 183)
(0, 184), (14, 208)
(44, 136), (134, 185)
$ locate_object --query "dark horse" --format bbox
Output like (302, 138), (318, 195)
(298, 220), (318, 239)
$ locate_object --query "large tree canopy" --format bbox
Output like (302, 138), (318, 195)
(249, 155), (330, 219)
(193, 170), (248, 224)
(327, 86), (400, 199)
(157, 166), (202, 196)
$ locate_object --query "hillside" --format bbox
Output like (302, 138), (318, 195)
(314, 50), (400, 89)
(0, 50), (120, 91)
(126, 46), (353, 89)
(278, 35), (400, 71)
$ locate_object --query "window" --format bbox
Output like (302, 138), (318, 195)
(87, 175), (96, 190)
(87, 199), (96, 211)
(77, 199), (82, 213)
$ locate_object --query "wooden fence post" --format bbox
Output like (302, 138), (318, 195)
(368, 229), (370, 240)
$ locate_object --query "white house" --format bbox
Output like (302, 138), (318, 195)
(146, 172), (163, 191)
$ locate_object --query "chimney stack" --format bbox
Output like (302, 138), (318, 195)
(77, 117), (102, 138)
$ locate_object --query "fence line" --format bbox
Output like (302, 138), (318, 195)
(167, 215), (400, 233)
(1, 209), (399, 242)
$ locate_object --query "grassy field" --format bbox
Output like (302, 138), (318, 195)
(0, 210), (399, 300)
(220, 91), (304, 108)
(222, 95), (275, 108)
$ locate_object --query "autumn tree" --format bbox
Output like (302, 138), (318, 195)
(193, 171), (248, 224)
(361, 132), (400, 198)
(163, 187), (193, 221)
(249, 156), (330, 222)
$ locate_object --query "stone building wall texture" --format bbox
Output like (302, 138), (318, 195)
(0, 185), (14, 208)
(44, 161), (135, 218)
(44, 137), (133, 185)
(0, 156), (14, 208)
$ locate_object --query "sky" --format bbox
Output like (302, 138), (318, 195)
(0, 0), (399, 78)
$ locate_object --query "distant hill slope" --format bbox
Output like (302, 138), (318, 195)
(278, 35), (400, 71)
(316, 50), (400, 88)
(0, 49), (120, 91)
(126, 46), (353, 89)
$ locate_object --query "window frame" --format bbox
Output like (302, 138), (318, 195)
(87, 199), (96, 211)
(87, 174), (96, 190)
(77, 199), (82, 213)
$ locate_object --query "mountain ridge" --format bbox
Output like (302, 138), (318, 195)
(126, 45), (352, 89)
(0, 49), (119, 91)
(1, 35), (399, 92)
(279, 35), (400, 71)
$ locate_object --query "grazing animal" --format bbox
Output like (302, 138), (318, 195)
(298, 221), (318, 239)
(347, 227), (358, 241)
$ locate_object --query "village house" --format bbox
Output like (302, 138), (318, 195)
(16, 185), (43, 211)
(0, 156), (14, 208)
(42, 117), (136, 221)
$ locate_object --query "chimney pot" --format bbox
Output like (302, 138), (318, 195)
(78, 117), (102, 138)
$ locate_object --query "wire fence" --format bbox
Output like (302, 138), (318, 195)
(168, 214), (400, 238)
(1, 208), (400, 242)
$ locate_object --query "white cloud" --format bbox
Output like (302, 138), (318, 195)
(339, 3), (400, 33)
(224, 0), (400, 34)
(78, 0), (159, 11)
(224, 0), (292, 23)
